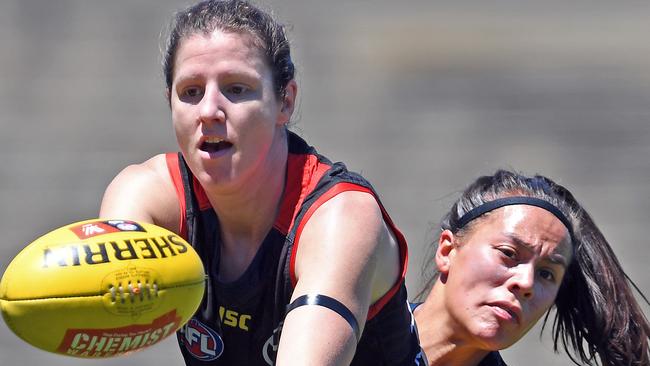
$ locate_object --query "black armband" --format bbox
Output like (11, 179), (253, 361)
(285, 294), (361, 342)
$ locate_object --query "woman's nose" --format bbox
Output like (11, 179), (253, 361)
(199, 86), (226, 124)
(508, 263), (535, 299)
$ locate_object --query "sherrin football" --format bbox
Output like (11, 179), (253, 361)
(0, 219), (205, 358)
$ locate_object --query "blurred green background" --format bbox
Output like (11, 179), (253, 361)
(1, 0), (649, 365)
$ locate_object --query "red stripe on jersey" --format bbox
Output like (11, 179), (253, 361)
(165, 153), (187, 239)
(192, 177), (211, 211)
(273, 153), (331, 235)
(165, 153), (214, 240)
(288, 182), (409, 321)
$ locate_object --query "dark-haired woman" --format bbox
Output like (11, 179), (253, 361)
(99, 0), (421, 365)
(413, 170), (650, 366)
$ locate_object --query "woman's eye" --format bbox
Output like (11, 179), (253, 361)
(538, 269), (557, 283)
(228, 85), (248, 95)
(182, 87), (203, 98)
(497, 247), (517, 260)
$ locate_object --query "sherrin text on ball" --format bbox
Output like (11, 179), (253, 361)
(0, 219), (206, 358)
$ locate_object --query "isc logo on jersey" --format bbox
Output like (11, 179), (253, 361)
(179, 318), (224, 361)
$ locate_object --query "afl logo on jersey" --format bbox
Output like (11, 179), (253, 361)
(179, 318), (224, 361)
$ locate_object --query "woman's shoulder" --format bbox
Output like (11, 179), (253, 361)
(107, 154), (174, 194)
(99, 153), (181, 232)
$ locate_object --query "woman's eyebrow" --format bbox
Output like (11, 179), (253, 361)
(505, 233), (569, 268)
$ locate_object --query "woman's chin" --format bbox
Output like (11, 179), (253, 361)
(471, 324), (521, 351)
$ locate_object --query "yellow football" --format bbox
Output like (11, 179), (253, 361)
(0, 219), (205, 358)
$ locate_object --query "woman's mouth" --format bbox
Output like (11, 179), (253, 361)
(487, 302), (521, 325)
(200, 137), (233, 153)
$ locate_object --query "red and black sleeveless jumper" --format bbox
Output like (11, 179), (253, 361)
(167, 132), (422, 365)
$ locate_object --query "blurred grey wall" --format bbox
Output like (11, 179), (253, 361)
(1, 0), (649, 365)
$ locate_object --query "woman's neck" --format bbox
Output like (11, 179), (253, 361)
(415, 285), (490, 366)
(204, 132), (289, 250)
(202, 134), (288, 282)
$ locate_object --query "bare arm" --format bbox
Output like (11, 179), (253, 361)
(275, 191), (401, 365)
(99, 154), (180, 233)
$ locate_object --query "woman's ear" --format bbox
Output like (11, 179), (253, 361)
(277, 80), (297, 126)
(435, 229), (456, 276)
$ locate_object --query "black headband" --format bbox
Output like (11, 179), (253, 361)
(453, 196), (574, 240)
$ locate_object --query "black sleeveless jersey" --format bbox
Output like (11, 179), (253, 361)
(167, 132), (422, 365)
